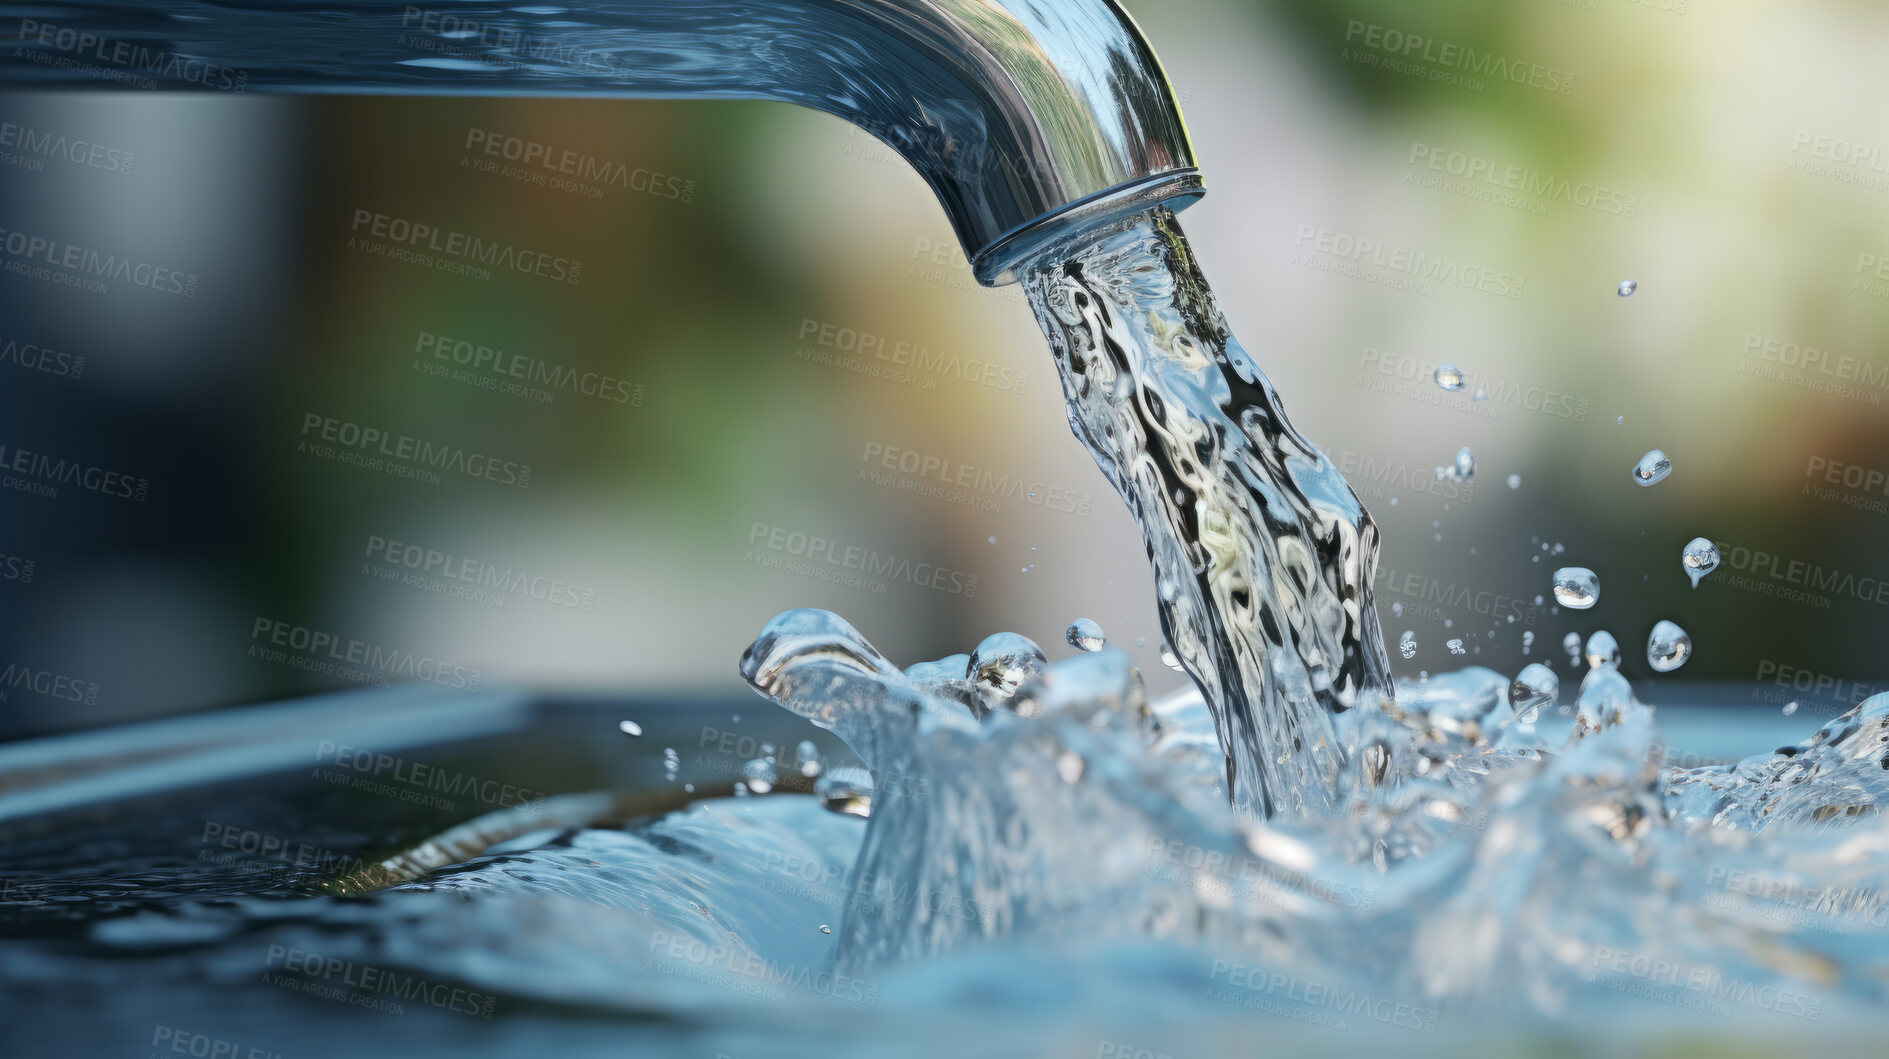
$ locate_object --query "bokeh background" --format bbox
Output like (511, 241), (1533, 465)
(3, 0), (1887, 741)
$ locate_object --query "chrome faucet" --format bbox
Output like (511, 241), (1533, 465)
(4, 0), (1203, 284)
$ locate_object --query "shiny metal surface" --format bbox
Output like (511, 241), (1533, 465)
(0, 0), (1204, 283)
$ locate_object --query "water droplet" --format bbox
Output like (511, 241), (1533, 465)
(819, 924), (832, 934)
(1399, 630), (1417, 659)
(1507, 473), (1521, 489)
(1646, 620), (1691, 673)
(796, 740), (823, 778)
(1160, 641), (1184, 670)
(1434, 364), (1466, 391)
(1632, 449), (1672, 487)
(1616, 416), (1625, 425)
(1391, 601), (1404, 617)
(1552, 567), (1600, 609)
(1562, 631), (1582, 658)
(1446, 638), (1466, 655)
(1056, 749), (1086, 784)
(967, 632), (1048, 704)
(1617, 279), (1637, 297)
(1584, 630), (1621, 670)
(987, 535), (996, 544)
(1510, 663), (1559, 723)
(1522, 631), (1535, 654)
(1455, 447), (1475, 481)
(1472, 387), (1488, 402)
(1065, 618), (1106, 652)
(617, 720), (643, 737)
(815, 766), (874, 817)
(1682, 537), (1720, 588)
(1782, 701), (1800, 716)
(740, 758), (777, 794)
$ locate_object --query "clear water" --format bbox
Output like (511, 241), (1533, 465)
(4, 164), (1886, 1052)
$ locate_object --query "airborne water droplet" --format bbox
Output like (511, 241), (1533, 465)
(1399, 630), (1417, 659)
(1585, 630), (1622, 670)
(815, 766), (874, 818)
(1065, 618), (1107, 652)
(1618, 279), (1637, 297)
(1160, 641), (1184, 671)
(1647, 620), (1691, 672)
(1682, 537), (1720, 588)
(740, 758), (777, 794)
(1552, 567), (1600, 609)
(1434, 364), (1466, 391)
(1563, 631), (1582, 658)
(1507, 474), (1521, 489)
(1056, 750), (1086, 784)
(1454, 447), (1474, 482)
(1510, 663), (1559, 723)
(617, 720), (643, 737)
(820, 924), (832, 934)
(1632, 449), (1672, 486)
(1783, 701), (1800, 716)
(1446, 639), (1466, 655)
(796, 740), (823, 778)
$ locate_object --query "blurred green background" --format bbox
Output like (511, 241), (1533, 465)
(3, 0), (1887, 739)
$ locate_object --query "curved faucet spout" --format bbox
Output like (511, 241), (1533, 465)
(1, 0), (1204, 284)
